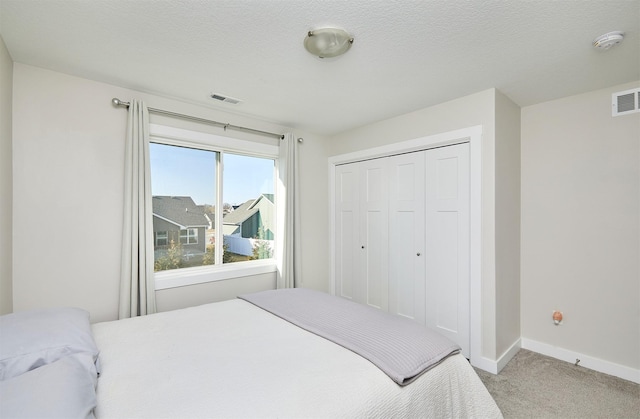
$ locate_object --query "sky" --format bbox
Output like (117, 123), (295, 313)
(149, 143), (274, 206)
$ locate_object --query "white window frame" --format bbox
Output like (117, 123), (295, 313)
(179, 228), (198, 244)
(149, 124), (279, 290)
(155, 231), (168, 247)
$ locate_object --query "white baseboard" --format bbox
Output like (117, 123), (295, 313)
(497, 338), (521, 372)
(471, 355), (499, 374)
(471, 338), (521, 375)
(521, 338), (640, 384)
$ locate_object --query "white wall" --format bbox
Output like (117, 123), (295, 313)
(156, 272), (275, 312)
(11, 63), (329, 322)
(0, 36), (12, 315)
(326, 89), (522, 365)
(494, 90), (521, 358)
(521, 81), (640, 372)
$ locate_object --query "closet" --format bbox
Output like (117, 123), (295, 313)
(334, 143), (470, 356)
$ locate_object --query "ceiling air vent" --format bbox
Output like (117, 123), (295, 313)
(612, 88), (640, 116)
(210, 93), (242, 105)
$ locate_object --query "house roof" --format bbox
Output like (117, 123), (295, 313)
(222, 199), (258, 226)
(152, 196), (209, 228)
(259, 194), (274, 205)
(223, 194), (274, 226)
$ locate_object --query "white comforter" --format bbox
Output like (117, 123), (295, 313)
(92, 299), (501, 418)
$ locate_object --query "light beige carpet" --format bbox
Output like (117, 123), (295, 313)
(475, 349), (640, 418)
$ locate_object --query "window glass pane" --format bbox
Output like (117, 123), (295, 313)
(180, 228), (198, 244)
(150, 143), (217, 271)
(156, 231), (168, 247)
(222, 154), (275, 263)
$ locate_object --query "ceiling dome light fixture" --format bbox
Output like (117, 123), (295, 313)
(304, 27), (354, 58)
(593, 31), (625, 50)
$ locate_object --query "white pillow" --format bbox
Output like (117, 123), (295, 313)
(0, 307), (99, 380)
(0, 353), (97, 419)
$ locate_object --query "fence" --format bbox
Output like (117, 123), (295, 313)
(223, 235), (274, 257)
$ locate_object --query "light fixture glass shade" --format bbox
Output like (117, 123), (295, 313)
(304, 27), (353, 58)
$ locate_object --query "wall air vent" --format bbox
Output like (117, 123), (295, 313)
(210, 93), (242, 105)
(612, 88), (640, 116)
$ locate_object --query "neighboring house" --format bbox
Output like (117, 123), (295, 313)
(203, 212), (213, 230)
(152, 196), (209, 256)
(196, 204), (215, 229)
(222, 194), (275, 239)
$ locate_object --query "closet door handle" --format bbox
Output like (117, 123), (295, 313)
(361, 246), (365, 249)
(416, 252), (421, 256)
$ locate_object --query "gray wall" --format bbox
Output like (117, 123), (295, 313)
(521, 81), (640, 371)
(494, 90), (522, 358)
(0, 36), (12, 315)
(152, 217), (206, 254)
(156, 272), (276, 312)
(11, 63), (326, 322)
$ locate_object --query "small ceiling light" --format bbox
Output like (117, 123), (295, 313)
(593, 31), (624, 50)
(304, 27), (354, 58)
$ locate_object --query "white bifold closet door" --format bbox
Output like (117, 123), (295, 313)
(424, 143), (470, 357)
(334, 143), (469, 357)
(334, 163), (360, 302)
(388, 151), (426, 324)
(359, 158), (389, 311)
(334, 158), (389, 311)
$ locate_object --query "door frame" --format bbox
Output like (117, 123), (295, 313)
(328, 125), (482, 367)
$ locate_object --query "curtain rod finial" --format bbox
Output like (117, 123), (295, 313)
(112, 98), (129, 107)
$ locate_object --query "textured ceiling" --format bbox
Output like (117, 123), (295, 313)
(1, 0), (638, 135)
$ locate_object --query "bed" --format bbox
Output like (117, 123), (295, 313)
(0, 288), (502, 419)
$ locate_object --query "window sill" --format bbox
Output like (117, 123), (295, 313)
(154, 259), (278, 290)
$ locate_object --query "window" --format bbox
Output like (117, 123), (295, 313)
(222, 153), (275, 262)
(155, 231), (168, 247)
(180, 228), (198, 244)
(149, 135), (277, 275)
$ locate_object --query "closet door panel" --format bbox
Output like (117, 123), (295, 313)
(388, 152), (426, 324)
(335, 164), (360, 302)
(425, 143), (470, 357)
(360, 159), (389, 311)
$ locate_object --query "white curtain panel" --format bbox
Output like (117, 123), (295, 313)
(119, 100), (156, 318)
(276, 133), (302, 288)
